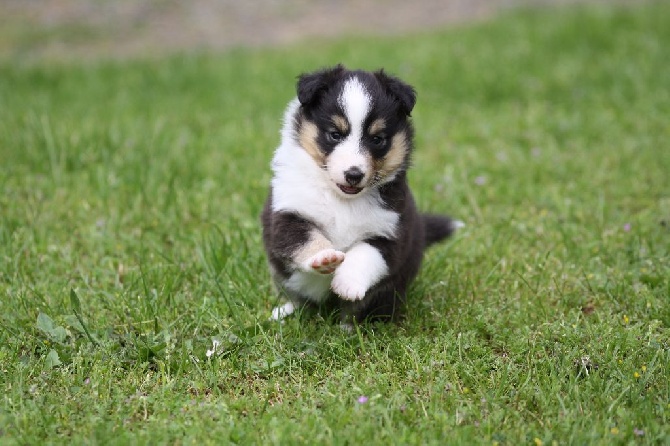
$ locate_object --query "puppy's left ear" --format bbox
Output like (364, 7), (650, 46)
(375, 70), (417, 116)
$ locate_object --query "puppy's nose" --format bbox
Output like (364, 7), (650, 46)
(344, 167), (364, 186)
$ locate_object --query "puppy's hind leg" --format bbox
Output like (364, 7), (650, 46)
(340, 284), (406, 324)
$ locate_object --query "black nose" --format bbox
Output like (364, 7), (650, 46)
(344, 167), (364, 186)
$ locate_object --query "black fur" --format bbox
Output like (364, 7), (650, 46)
(374, 69), (417, 116)
(261, 194), (314, 279)
(297, 64), (346, 107)
(423, 214), (458, 247)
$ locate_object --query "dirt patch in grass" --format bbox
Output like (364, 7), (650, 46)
(1, 0), (619, 60)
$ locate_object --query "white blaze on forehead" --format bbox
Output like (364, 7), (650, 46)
(338, 77), (371, 135)
(328, 76), (372, 188)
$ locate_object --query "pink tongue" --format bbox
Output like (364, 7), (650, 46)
(339, 185), (361, 194)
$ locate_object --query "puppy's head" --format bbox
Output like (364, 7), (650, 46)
(294, 65), (416, 197)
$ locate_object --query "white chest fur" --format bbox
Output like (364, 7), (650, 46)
(271, 142), (399, 250)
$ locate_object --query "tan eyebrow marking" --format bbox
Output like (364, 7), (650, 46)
(368, 118), (386, 135)
(331, 115), (349, 133)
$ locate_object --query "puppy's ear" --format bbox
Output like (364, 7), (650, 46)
(297, 64), (346, 106)
(375, 70), (417, 116)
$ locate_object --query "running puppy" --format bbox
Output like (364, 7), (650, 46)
(262, 65), (460, 323)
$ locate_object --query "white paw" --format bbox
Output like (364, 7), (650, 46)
(304, 249), (345, 275)
(331, 271), (368, 301)
(270, 302), (295, 321)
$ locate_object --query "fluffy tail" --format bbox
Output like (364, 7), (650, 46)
(422, 214), (464, 247)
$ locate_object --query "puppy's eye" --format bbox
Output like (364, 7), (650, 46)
(371, 135), (386, 146)
(328, 131), (343, 143)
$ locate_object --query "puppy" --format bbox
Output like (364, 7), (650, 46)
(262, 65), (459, 323)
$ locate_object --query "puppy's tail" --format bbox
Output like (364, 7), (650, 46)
(422, 214), (464, 248)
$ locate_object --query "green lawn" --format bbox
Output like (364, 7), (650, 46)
(1, 2), (669, 445)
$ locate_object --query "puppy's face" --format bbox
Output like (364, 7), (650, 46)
(294, 65), (416, 198)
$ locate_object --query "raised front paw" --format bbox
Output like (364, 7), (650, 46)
(331, 270), (368, 301)
(304, 249), (345, 275)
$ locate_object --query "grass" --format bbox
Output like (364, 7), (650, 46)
(1, 2), (669, 444)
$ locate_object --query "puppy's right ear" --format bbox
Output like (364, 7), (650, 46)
(374, 69), (417, 116)
(297, 64), (346, 106)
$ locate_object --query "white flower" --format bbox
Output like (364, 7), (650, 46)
(206, 338), (221, 358)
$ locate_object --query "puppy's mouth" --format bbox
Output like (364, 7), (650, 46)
(337, 184), (364, 195)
